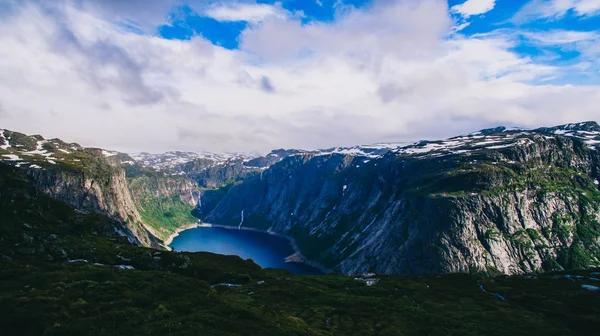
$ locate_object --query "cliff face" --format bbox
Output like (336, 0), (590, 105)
(3, 123), (600, 276)
(26, 166), (159, 247)
(198, 124), (600, 275)
(0, 130), (173, 248)
(129, 175), (200, 208)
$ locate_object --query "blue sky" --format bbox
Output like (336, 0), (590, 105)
(1, 0), (599, 153)
(156, 0), (373, 48)
(155, 0), (600, 80)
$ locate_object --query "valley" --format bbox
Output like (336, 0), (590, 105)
(1, 122), (600, 334)
(1, 122), (600, 277)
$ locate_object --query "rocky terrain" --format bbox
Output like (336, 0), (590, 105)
(0, 161), (599, 335)
(0, 130), (162, 247)
(2, 122), (600, 277)
(198, 122), (600, 275)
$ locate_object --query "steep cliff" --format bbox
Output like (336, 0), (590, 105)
(198, 122), (600, 275)
(26, 165), (159, 247)
(0, 130), (161, 247)
(2, 162), (599, 336)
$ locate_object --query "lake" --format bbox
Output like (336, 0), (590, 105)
(169, 226), (323, 275)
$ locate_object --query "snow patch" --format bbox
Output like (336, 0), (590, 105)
(23, 149), (52, 157)
(0, 129), (10, 150)
(2, 154), (21, 161)
(472, 140), (503, 146)
(585, 139), (600, 146)
(486, 143), (516, 150)
(102, 150), (118, 157)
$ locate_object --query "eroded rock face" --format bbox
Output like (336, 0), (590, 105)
(128, 175), (200, 208)
(0, 129), (203, 248)
(2, 122), (600, 275)
(26, 164), (160, 248)
(198, 123), (600, 276)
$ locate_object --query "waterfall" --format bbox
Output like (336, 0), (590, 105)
(238, 210), (244, 229)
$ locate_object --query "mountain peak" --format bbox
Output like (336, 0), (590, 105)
(540, 121), (600, 133)
(474, 126), (529, 135)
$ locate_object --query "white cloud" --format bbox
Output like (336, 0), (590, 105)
(520, 29), (600, 79)
(513, 0), (600, 22)
(573, 0), (600, 16)
(523, 30), (598, 44)
(0, 0), (598, 154)
(241, 0), (451, 61)
(204, 2), (289, 23)
(451, 0), (496, 17)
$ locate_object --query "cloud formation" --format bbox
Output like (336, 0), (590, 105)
(205, 2), (289, 23)
(512, 0), (600, 22)
(451, 0), (496, 17)
(0, 0), (598, 154)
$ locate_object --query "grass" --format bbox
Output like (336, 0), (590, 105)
(128, 176), (199, 240)
(137, 195), (198, 239)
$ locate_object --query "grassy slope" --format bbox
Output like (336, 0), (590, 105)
(128, 175), (198, 240)
(1, 164), (600, 335)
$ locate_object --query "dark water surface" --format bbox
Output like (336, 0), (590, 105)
(170, 226), (323, 275)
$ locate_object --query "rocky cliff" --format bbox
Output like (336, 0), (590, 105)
(26, 164), (159, 247)
(3, 122), (600, 276)
(198, 122), (600, 275)
(0, 130), (184, 248)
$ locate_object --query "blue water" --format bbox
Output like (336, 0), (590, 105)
(170, 226), (323, 275)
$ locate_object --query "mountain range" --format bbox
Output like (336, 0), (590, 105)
(1, 122), (600, 276)
(1, 121), (600, 334)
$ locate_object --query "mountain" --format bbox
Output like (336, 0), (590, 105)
(197, 121), (600, 275)
(0, 129), (161, 247)
(129, 144), (408, 188)
(0, 162), (599, 335)
(0, 129), (200, 246)
(2, 122), (600, 277)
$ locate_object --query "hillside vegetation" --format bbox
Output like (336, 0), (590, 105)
(1, 164), (599, 335)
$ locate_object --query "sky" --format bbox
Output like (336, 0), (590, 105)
(0, 0), (599, 154)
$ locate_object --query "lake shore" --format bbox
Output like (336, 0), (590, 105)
(167, 222), (331, 274)
(163, 222), (200, 251)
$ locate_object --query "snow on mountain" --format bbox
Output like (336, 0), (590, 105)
(130, 151), (256, 171)
(2, 121), (598, 173)
(312, 142), (411, 158)
(392, 121), (600, 158)
(130, 143), (410, 172)
(0, 129), (81, 168)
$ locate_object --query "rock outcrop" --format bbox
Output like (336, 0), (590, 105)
(26, 165), (160, 247)
(3, 122), (600, 276)
(198, 122), (600, 275)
